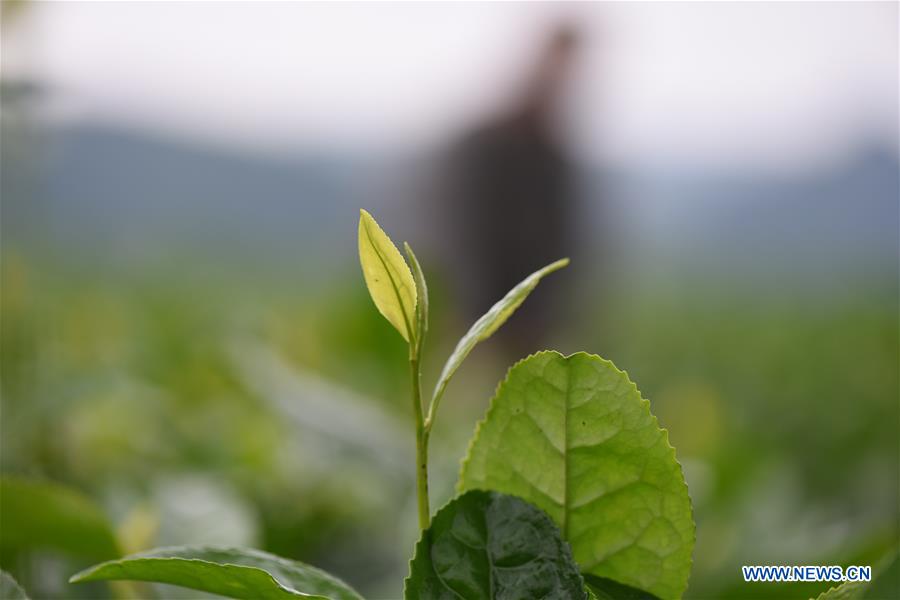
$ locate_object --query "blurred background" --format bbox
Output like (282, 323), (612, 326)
(1, 2), (897, 598)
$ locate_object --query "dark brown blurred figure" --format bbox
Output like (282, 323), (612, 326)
(444, 24), (581, 357)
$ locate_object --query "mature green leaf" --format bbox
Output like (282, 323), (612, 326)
(427, 258), (568, 422)
(404, 242), (428, 358)
(358, 209), (417, 342)
(404, 490), (587, 600)
(70, 545), (363, 600)
(0, 570), (30, 600)
(584, 574), (661, 599)
(0, 476), (119, 560)
(459, 352), (694, 600)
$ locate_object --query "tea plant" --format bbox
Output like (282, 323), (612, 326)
(11, 210), (701, 599)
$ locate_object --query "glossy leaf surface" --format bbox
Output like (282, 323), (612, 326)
(404, 490), (587, 600)
(70, 545), (363, 600)
(459, 352), (694, 599)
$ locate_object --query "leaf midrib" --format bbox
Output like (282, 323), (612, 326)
(362, 220), (414, 341)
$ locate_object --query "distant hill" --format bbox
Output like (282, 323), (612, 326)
(609, 144), (898, 279)
(3, 122), (371, 281)
(2, 122), (897, 286)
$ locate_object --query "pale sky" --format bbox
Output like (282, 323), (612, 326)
(3, 1), (897, 171)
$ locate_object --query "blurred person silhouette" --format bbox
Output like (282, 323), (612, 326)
(438, 23), (582, 358)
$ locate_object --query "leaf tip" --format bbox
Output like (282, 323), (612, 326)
(358, 208), (373, 230)
(68, 570), (88, 584)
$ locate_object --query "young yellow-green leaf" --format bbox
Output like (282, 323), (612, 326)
(70, 545), (363, 600)
(359, 209), (416, 342)
(1, 570), (30, 600)
(459, 352), (695, 600)
(404, 490), (587, 600)
(0, 476), (119, 560)
(427, 258), (568, 422)
(404, 242), (428, 358)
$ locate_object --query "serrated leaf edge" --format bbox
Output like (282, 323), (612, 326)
(457, 350), (696, 600)
(811, 581), (866, 600)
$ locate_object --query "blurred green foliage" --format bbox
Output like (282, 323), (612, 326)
(1, 250), (896, 599)
(0, 477), (119, 561)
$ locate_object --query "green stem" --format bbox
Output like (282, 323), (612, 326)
(410, 357), (430, 530)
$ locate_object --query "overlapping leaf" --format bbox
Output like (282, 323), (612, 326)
(70, 545), (363, 600)
(459, 352), (694, 599)
(404, 490), (587, 599)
